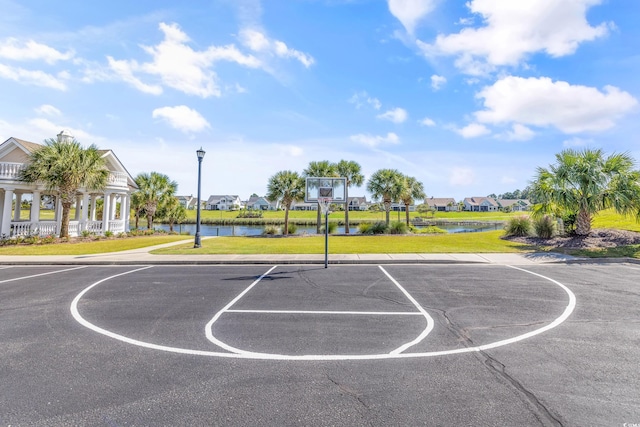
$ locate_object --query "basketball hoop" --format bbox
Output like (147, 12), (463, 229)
(318, 197), (332, 215)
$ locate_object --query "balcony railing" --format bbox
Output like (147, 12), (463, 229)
(1, 162), (127, 187)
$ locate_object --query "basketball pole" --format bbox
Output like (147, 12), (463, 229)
(324, 207), (329, 268)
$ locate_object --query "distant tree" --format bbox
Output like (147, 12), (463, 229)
(133, 172), (178, 229)
(335, 160), (364, 234)
(487, 193), (497, 199)
(367, 169), (404, 226)
(303, 161), (337, 233)
(531, 148), (640, 235)
(19, 137), (108, 238)
(130, 191), (145, 230)
(399, 176), (426, 226)
(266, 171), (305, 235)
(157, 197), (187, 232)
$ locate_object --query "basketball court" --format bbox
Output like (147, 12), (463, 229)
(2, 262), (639, 426)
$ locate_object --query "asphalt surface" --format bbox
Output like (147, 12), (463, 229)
(1, 262), (639, 426)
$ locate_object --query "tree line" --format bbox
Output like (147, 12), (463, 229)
(18, 135), (640, 238)
(267, 160), (426, 235)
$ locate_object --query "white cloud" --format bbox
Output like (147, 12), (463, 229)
(449, 167), (475, 186)
(377, 107), (408, 123)
(503, 123), (535, 141)
(152, 105), (210, 133)
(35, 104), (62, 116)
(348, 91), (381, 110)
(419, 117), (435, 126)
(0, 63), (67, 90)
(106, 56), (162, 95)
(456, 123), (490, 138)
(431, 74), (446, 90)
(388, 0), (437, 35)
(109, 22), (261, 98)
(417, 0), (610, 74)
(474, 76), (638, 133)
(275, 144), (304, 157)
(350, 132), (400, 148)
(240, 28), (314, 68)
(0, 38), (74, 64)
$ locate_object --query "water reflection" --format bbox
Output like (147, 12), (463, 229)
(153, 222), (502, 236)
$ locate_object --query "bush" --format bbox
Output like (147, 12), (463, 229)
(410, 225), (447, 234)
(504, 216), (533, 237)
(287, 223), (297, 234)
(358, 223), (371, 234)
(388, 221), (408, 234)
(533, 215), (556, 239)
(359, 221), (390, 235)
(320, 222), (338, 234)
(560, 211), (577, 235)
(104, 230), (114, 238)
(262, 225), (280, 235)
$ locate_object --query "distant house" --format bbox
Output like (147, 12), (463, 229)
(425, 197), (458, 212)
(463, 197), (499, 212)
(205, 195), (244, 211)
(497, 199), (531, 212)
(391, 202), (417, 212)
(245, 195), (277, 211)
(347, 196), (369, 211)
(177, 195), (197, 210)
(291, 201), (317, 211)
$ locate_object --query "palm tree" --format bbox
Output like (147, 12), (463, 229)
(531, 148), (640, 235)
(335, 160), (364, 234)
(303, 160), (337, 233)
(266, 170), (305, 235)
(399, 175), (426, 226)
(159, 197), (187, 233)
(366, 169), (404, 227)
(130, 191), (145, 230)
(133, 172), (178, 229)
(19, 137), (108, 238)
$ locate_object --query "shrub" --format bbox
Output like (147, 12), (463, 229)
(504, 216), (533, 237)
(388, 221), (408, 234)
(287, 223), (297, 235)
(81, 230), (91, 238)
(533, 215), (556, 239)
(358, 223), (372, 234)
(560, 211), (577, 235)
(104, 230), (114, 238)
(370, 221), (388, 235)
(262, 225), (280, 235)
(410, 225), (446, 234)
(320, 222), (338, 234)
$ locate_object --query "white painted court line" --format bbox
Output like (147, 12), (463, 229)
(0, 266), (87, 283)
(205, 265), (433, 357)
(378, 266), (435, 355)
(71, 265), (577, 361)
(205, 265), (278, 354)
(226, 309), (423, 316)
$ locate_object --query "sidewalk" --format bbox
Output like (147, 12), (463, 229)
(0, 237), (583, 265)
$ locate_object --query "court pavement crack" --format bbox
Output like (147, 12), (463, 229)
(325, 373), (373, 424)
(435, 308), (565, 427)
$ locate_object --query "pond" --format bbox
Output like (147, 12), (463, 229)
(153, 222), (503, 236)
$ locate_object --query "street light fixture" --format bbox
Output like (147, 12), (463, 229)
(194, 147), (205, 248)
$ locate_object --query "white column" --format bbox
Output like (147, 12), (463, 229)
(55, 195), (62, 235)
(110, 193), (117, 220)
(14, 192), (22, 221)
(123, 194), (131, 231)
(91, 196), (97, 221)
(102, 192), (111, 233)
(2, 188), (14, 236)
(74, 195), (82, 220)
(81, 192), (90, 231)
(31, 190), (41, 223)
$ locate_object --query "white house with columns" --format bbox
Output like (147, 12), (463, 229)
(0, 131), (137, 238)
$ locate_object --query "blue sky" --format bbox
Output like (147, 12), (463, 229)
(1, 0), (638, 201)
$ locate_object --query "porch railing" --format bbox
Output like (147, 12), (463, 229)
(0, 162), (23, 179)
(9, 220), (127, 237)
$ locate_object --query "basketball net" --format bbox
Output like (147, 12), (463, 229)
(318, 197), (332, 215)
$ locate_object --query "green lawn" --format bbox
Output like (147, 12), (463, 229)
(592, 209), (640, 232)
(152, 230), (534, 255)
(0, 235), (188, 255)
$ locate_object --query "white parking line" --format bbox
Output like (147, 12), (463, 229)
(0, 266), (87, 283)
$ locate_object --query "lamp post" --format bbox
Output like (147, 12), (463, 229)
(194, 147), (205, 248)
